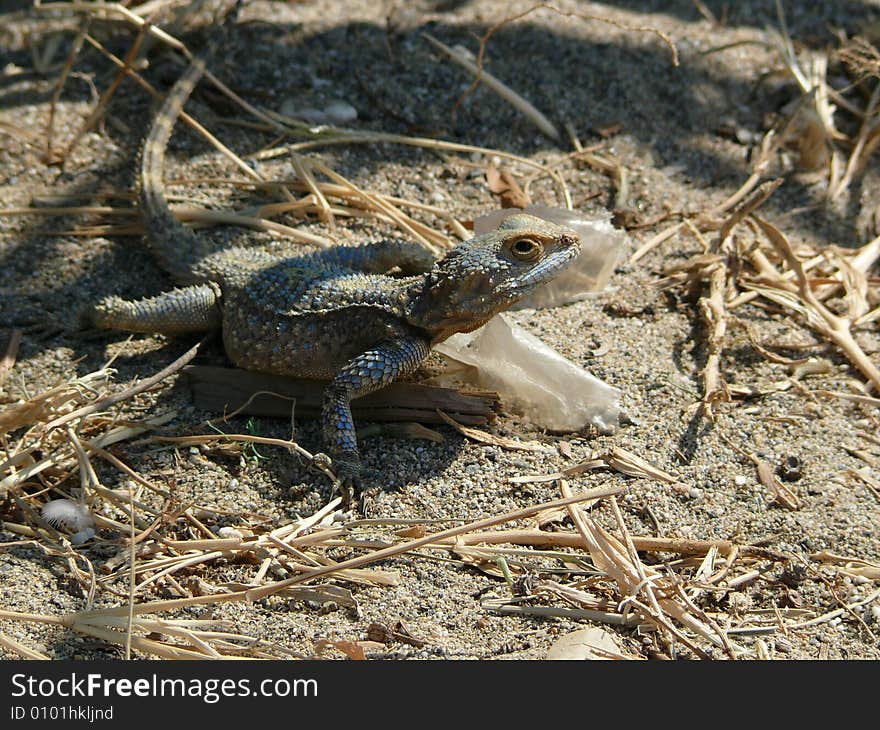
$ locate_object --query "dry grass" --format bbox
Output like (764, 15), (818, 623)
(1, 348), (867, 659)
(762, 1), (880, 202)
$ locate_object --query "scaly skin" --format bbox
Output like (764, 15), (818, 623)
(93, 59), (582, 481)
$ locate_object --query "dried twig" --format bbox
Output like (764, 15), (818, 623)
(752, 215), (880, 391)
(423, 32), (560, 141)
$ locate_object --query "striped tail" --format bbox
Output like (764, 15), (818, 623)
(137, 57), (215, 285)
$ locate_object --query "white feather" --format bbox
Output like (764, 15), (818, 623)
(41, 500), (95, 532)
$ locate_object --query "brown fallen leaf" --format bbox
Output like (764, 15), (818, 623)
(367, 621), (429, 648)
(366, 623), (395, 644)
(557, 440), (574, 459)
(314, 638), (384, 660)
(485, 160), (531, 209)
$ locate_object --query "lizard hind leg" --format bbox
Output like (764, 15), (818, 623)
(91, 283), (221, 334)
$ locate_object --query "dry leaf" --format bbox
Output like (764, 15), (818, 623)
(366, 622), (395, 644)
(315, 639), (383, 660)
(546, 627), (636, 660)
(280, 585), (358, 608)
(532, 506), (568, 528)
(362, 422), (445, 442)
(485, 160), (531, 209)
(845, 468), (880, 501)
(603, 446), (680, 484)
(366, 621), (429, 647)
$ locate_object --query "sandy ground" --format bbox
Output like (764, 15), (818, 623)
(0, 0), (878, 660)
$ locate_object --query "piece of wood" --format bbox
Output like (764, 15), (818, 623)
(181, 366), (500, 425)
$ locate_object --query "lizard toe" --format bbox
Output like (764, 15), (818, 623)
(330, 450), (363, 485)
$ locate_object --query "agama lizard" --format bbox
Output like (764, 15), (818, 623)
(92, 58), (582, 481)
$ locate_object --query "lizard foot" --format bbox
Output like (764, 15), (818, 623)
(307, 452), (355, 504)
(330, 450), (363, 486)
(310, 449), (363, 490)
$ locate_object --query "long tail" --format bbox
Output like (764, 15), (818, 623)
(137, 57), (215, 285)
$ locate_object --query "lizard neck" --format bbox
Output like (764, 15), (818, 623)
(403, 272), (512, 344)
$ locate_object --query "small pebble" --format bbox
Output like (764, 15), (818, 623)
(775, 637), (793, 653)
(70, 528), (96, 545)
(324, 101), (357, 125)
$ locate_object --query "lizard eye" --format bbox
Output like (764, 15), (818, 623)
(509, 237), (543, 262)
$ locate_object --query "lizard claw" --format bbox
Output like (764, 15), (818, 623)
(309, 449), (363, 491)
(309, 451), (334, 472)
(329, 450), (363, 485)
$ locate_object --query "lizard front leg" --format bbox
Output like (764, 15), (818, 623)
(91, 283), (221, 334)
(318, 240), (436, 275)
(322, 335), (430, 481)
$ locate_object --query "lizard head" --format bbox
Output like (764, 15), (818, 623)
(408, 213), (581, 342)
